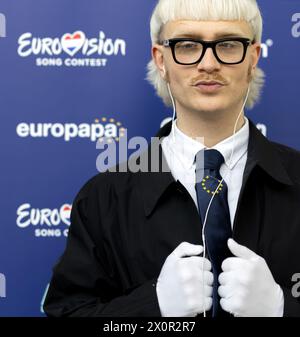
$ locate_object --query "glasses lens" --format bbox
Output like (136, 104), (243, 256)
(174, 41), (203, 64)
(216, 40), (245, 63)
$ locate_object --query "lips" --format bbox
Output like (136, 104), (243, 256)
(195, 81), (224, 86)
(194, 81), (225, 93)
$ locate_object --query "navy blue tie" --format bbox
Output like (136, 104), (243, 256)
(195, 149), (232, 317)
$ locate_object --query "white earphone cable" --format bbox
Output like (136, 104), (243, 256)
(166, 81), (250, 317)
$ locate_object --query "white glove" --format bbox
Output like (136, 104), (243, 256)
(156, 241), (213, 317)
(218, 239), (284, 317)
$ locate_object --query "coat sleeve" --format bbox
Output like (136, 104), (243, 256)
(43, 175), (162, 317)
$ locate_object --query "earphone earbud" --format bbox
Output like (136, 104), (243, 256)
(162, 66), (166, 77)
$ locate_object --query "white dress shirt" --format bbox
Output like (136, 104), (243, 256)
(161, 117), (249, 228)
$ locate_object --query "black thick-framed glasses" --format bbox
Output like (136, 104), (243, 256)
(161, 37), (255, 65)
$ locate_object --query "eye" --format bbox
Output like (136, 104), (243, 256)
(218, 41), (239, 49)
(176, 41), (199, 49)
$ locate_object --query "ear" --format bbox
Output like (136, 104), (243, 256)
(152, 44), (166, 79)
(250, 42), (261, 72)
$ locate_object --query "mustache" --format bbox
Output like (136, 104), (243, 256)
(190, 75), (229, 86)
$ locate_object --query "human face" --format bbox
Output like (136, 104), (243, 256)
(153, 20), (261, 116)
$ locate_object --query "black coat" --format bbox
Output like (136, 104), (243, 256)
(44, 119), (300, 317)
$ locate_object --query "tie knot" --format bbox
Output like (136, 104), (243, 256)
(196, 149), (224, 171)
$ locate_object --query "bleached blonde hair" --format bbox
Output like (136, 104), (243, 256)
(146, 0), (265, 109)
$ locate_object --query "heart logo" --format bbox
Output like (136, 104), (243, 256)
(61, 31), (85, 56)
(60, 204), (72, 226)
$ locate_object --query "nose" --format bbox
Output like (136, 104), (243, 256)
(197, 47), (221, 73)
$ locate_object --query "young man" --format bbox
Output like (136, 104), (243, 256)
(44, 0), (300, 317)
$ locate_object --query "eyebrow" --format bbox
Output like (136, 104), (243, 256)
(171, 32), (248, 39)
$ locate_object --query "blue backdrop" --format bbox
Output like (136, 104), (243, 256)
(0, 0), (299, 316)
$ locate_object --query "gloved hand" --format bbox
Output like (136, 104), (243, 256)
(156, 241), (213, 317)
(218, 239), (284, 317)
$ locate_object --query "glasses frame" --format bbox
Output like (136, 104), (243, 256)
(162, 37), (255, 65)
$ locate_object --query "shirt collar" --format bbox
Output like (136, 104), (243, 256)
(137, 118), (292, 217)
(170, 120), (206, 170)
(169, 117), (249, 170)
(213, 117), (249, 170)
